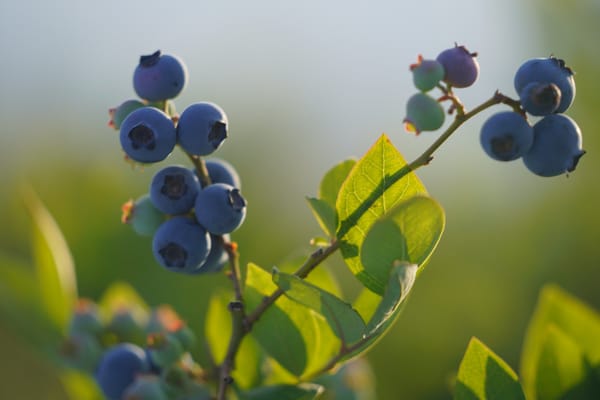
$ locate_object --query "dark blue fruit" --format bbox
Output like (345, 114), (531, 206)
(191, 234), (230, 274)
(177, 102), (228, 156)
(523, 114), (584, 177)
(195, 183), (247, 235)
(152, 217), (211, 272)
(436, 44), (480, 88)
(95, 343), (148, 400)
(204, 158), (241, 188)
(133, 50), (187, 102)
(514, 56), (575, 113)
(480, 111), (534, 161)
(150, 165), (201, 215)
(119, 107), (176, 163)
(519, 82), (562, 116)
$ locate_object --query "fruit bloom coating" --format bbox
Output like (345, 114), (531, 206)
(404, 93), (445, 134)
(411, 57), (445, 92)
(119, 107), (176, 163)
(152, 217), (211, 272)
(109, 99), (145, 130)
(95, 343), (149, 400)
(195, 183), (247, 235)
(436, 45), (480, 88)
(133, 50), (188, 102)
(519, 82), (562, 116)
(523, 114), (585, 177)
(177, 102), (228, 156)
(123, 195), (165, 237)
(190, 234), (230, 274)
(480, 112), (534, 161)
(204, 158), (241, 189)
(150, 165), (201, 215)
(514, 56), (575, 113)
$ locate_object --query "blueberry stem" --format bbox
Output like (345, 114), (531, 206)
(185, 152), (212, 187)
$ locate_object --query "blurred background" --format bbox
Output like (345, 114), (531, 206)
(1, 0), (598, 398)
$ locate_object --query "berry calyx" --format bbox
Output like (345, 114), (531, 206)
(119, 107), (176, 163)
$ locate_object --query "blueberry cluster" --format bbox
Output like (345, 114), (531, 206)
(480, 56), (584, 177)
(111, 50), (247, 274)
(60, 300), (210, 400)
(404, 44), (480, 134)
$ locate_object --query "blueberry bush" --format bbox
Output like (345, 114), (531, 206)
(1, 44), (596, 400)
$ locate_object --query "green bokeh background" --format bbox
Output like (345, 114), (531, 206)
(1, 1), (599, 399)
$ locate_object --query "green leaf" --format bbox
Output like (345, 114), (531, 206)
(534, 324), (599, 400)
(360, 195), (444, 294)
(60, 369), (104, 400)
(24, 186), (78, 334)
(273, 268), (366, 346)
(520, 284), (600, 399)
(240, 383), (324, 400)
(244, 263), (308, 377)
(335, 134), (427, 293)
(205, 291), (262, 389)
(454, 337), (525, 400)
(307, 159), (357, 237)
(97, 281), (150, 320)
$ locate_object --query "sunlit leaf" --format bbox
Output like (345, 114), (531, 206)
(24, 186), (77, 334)
(273, 268), (366, 346)
(306, 197), (337, 237)
(520, 284), (600, 399)
(60, 369), (104, 400)
(335, 134), (427, 293)
(97, 281), (150, 319)
(360, 195), (444, 294)
(240, 383), (324, 400)
(454, 337), (525, 400)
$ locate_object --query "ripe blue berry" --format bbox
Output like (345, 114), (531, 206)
(204, 158), (241, 189)
(195, 183), (247, 235)
(177, 102), (228, 156)
(519, 82), (562, 116)
(150, 165), (201, 215)
(120, 107), (176, 163)
(436, 45), (480, 88)
(95, 343), (149, 400)
(122, 195), (165, 237)
(152, 217), (211, 272)
(523, 114), (585, 177)
(191, 234), (230, 274)
(410, 56), (445, 92)
(133, 50), (188, 102)
(109, 99), (145, 130)
(404, 93), (445, 134)
(514, 56), (575, 113)
(480, 111), (534, 161)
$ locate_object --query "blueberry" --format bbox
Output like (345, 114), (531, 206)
(109, 99), (145, 130)
(152, 217), (211, 272)
(204, 158), (241, 189)
(514, 56), (575, 113)
(150, 165), (201, 215)
(480, 111), (534, 161)
(146, 332), (184, 369)
(95, 343), (149, 400)
(410, 56), (445, 92)
(195, 183), (247, 235)
(123, 376), (168, 400)
(403, 92), (445, 134)
(190, 234), (230, 274)
(120, 107), (176, 163)
(133, 50), (188, 102)
(436, 44), (480, 88)
(177, 102), (228, 156)
(60, 333), (103, 372)
(523, 114), (585, 177)
(107, 307), (147, 344)
(122, 194), (166, 237)
(519, 82), (562, 116)
(68, 299), (104, 337)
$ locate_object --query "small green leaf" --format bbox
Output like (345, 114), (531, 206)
(520, 284), (600, 399)
(60, 369), (104, 400)
(454, 337), (525, 400)
(535, 324), (598, 400)
(335, 135), (427, 292)
(306, 197), (337, 237)
(245, 263), (308, 376)
(360, 195), (444, 294)
(273, 268), (366, 346)
(24, 186), (78, 334)
(240, 383), (324, 400)
(320, 159), (357, 208)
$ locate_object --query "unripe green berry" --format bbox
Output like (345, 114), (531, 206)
(404, 93), (445, 134)
(410, 55), (445, 92)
